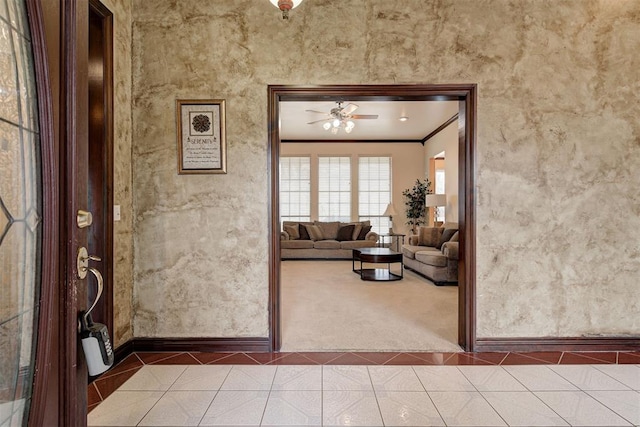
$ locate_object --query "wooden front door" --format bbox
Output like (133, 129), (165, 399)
(29, 0), (92, 425)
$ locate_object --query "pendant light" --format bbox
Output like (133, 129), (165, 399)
(269, 0), (304, 19)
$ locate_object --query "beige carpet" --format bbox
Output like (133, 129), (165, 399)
(280, 260), (462, 352)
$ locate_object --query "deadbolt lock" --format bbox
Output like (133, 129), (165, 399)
(77, 210), (93, 228)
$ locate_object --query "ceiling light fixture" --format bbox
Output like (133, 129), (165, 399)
(327, 117), (355, 134)
(269, 0), (304, 19)
(399, 116), (409, 122)
(307, 101), (379, 135)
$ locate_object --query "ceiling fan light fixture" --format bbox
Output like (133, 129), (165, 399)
(322, 122), (332, 130)
(330, 127), (339, 135)
(332, 119), (341, 128)
(346, 120), (355, 129)
(269, 0), (304, 19)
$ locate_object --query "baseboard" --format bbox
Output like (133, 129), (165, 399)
(114, 339), (134, 365)
(111, 337), (270, 364)
(131, 337), (271, 353)
(475, 336), (640, 352)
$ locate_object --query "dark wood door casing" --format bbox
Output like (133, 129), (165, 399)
(87, 0), (114, 336)
(267, 85), (478, 352)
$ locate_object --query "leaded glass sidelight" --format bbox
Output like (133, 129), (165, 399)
(0, 0), (42, 426)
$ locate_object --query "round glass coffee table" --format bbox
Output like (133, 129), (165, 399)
(352, 248), (404, 281)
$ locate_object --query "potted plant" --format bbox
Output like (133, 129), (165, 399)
(402, 178), (432, 233)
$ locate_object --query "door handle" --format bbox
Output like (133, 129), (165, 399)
(84, 267), (104, 325)
(77, 247), (101, 279)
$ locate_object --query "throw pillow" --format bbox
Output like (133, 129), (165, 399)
(336, 224), (355, 241)
(436, 228), (457, 249)
(298, 224), (310, 240)
(351, 224), (363, 240)
(283, 224), (300, 240)
(357, 225), (372, 240)
(315, 221), (341, 240)
(418, 226), (443, 247)
(304, 224), (324, 241)
(450, 231), (459, 242)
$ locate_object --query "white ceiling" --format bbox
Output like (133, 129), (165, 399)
(279, 100), (459, 141)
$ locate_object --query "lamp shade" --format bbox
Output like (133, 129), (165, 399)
(425, 194), (446, 207)
(383, 203), (398, 217)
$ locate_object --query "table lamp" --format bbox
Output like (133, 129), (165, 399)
(383, 203), (398, 233)
(425, 194), (447, 226)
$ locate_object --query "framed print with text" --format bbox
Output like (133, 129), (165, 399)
(176, 99), (227, 174)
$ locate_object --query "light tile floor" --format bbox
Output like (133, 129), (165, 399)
(88, 363), (640, 426)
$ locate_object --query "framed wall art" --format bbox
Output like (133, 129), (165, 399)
(176, 99), (227, 174)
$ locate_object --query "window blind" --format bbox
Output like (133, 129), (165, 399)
(318, 156), (350, 222)
(279, 156), (311, 223)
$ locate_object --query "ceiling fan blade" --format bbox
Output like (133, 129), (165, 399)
(350, 114), (379, 120)
(305, 110), (329, 114)
(307, 118), (331, 125)
(341, 103), (359, 115)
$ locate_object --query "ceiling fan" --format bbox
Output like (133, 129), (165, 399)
(306, 101), (379, 134)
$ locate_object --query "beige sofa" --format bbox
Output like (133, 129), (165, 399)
(280, 220), (379, 259)
(402, 223), (459, 285)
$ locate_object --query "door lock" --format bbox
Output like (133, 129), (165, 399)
(77, 209), (93, 228)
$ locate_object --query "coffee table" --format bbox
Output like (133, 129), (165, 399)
(352, 248), (403, 281)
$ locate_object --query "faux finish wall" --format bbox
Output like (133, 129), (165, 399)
(131, 1), (640, 339)
(101, 0), (134, 346)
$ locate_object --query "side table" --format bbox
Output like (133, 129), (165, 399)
(378, 233), (406, 252)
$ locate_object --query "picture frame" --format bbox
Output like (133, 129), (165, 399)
(176, 99), (227, 174)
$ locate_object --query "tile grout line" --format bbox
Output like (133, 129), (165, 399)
(91, 381), (103, 402)
(582, 389), (638, 426)
(258, 364), (278, 426)
(412, 365), (447, 425)
(365, 366), (385, 426)
(135, 365), (189, 426)
(491, 365), (564, 427)
(195, 364), (232, 427)
(321, 366), (324, 427)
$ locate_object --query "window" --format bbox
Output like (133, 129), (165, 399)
(318, 156), (350, 222)
(280, 157), (310, 223)
(358, 157), (391, 234)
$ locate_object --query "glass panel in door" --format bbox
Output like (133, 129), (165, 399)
(0, 0), (43, 425)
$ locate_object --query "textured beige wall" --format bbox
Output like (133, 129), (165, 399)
(131, 0), (640, 339)
(102, 0), (134, 346)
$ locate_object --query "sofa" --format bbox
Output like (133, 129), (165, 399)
(401, 223), (459, 285)
(280, 220), (379, 259)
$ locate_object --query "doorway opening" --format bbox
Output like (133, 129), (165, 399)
(268, 85), (477, 352)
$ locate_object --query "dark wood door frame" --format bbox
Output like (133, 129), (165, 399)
(88, 0), (114, 337)
(268, 84), (478, 352)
